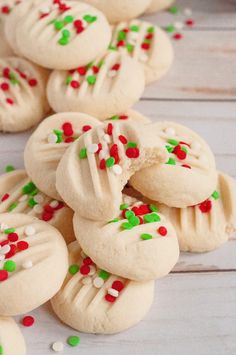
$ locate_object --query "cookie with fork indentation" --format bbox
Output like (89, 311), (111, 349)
(0, 317), (26, 355)
(56, 121), (167, 221)
(130, 122), (217, 208)
(0, 169), (75, 244)
(15, 0), (111, 70)
(47, 51), (145, 119)
(145, 0), (175, 13)
(73, 195), (179, 281)
(110, 19), (174, 84)
(0, 56), (49, 132)
(0, 213), (68, 316)
(51, 241), (154, 334)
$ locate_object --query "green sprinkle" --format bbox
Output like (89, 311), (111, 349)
(67, 336), (80, 347)
(62, 29), (70, 38)
(212, 191), (220, 200)
(4, 260), (16, 272)
(65, 75), (73, 85)
(58, 37), (69, 45)
(166, 24), (176, 33)
(64, 15), (74, 24)
(0, 345), (3, 355)
(108, 217), (119, 223)
(166, 158), (176, 165)
(99, 270), (110, 280)
(8, 202), (18, 212)
(150, 204), (158, 212)
(29, 188), (39, 196)
(28, 197), (37, 208)
(87, 75), (96, 85)
(144, 213), (161, 223)
(79, 148), (87, 159)
(86, 61), (94, 69)
(141, 233), (153, 240)
(125, 210), (135, 219)
(181, 146), (188, 154)
(147, 26), (155, 33)
(169, 6), (179, 14)
(106, 157), (115, 168)
(121, 222), (133, 230)
(168, 139), (179, 146)
(69, 264), (79, 275)
(130, 25), (140, 32)
(5, 165), (15, 173)
(120, 203), (129, 210)
(108, 44), (117, 51)
(117, 30), (126, 41)
(4, 227), (15, 234)
(54, 20), (64, 30)
(83, 14), (97, 23)
(53, 129), (63, 143)
(22, 182), (37, 194)
(110, 115), (119, 120)
(166, 145), (174, 153)
(127, 142), (137, 148)
(126, 43), (134, 53)
(129, 215), (140, 226)
(98, 59), (105, 68)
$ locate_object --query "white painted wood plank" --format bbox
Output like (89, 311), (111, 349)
(15, 272), (236, 355)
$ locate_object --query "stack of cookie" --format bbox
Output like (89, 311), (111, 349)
(0, 0), (235, 353)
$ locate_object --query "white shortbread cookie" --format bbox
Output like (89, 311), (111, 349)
(51, 241), (154, 334)
(47, 51), (145, 119)
(145, 0), (175, 13)
(0, 170), (75, 244)
(0, 56), (49, 132)
(153, 172), (236, 252)
(0, 317), (26, 355)
(24, 112), (101, 200)
(73, 197), (179, 281)
(0, 213), (68, 316)
(15, 0), (111, 70)
(56, 121), (167, 221)
(130, 122), (217, 208)
(81, 0), (151, 24)
(110, 20), (174, 84)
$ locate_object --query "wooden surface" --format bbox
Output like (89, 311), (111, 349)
(1, 0), (236, 354)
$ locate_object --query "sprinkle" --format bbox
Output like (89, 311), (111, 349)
(1, 193), (9, 202)
(24, 225), (36, 236)
(166, 24), (176, 33)
(4, 228), (15, 234)
(28, 78), (38, 87)
(87, 144), (99, 154)
(112, 164), (122, 175)
(106, 157), (115, 168)
(8, 233), (18, 242)
(93, 277), (104, 288)
(126, 147), (140, 158)
(169, 6), (179, 14)
(186, 19), (194, 26)
(112, 280), (124, 291)
(52, 341), (64, 352)
(67, 336), (80, 347)
(5, 165), (15, 172)
(150, 204), (158, 212)
(158, 226), (167, 236)
(173, 33), (183, 40)
(108, 288), (119, 297)
(88, 265), (96, 276)
(99, 270), (110, 280)
(82, 125), (92, 132)
(87, 75), (96, 85)
(4, 260), (16, 272)
(141, 233), (153, 240)
(184, 8), (193, 16)
(58, 37), (69, 45)
(22, 316), (35, 327)
(64, 15), (74, 23)
(105, 294), (116, 303)
(174, 21), (184, 30)
(80, 264), (90, 275)
(0, 270), (8, 282)
(121, 222), (133, 230)
(22, 260), (33, 269)
(118, 135), (128, 144)
(0, 345), (3, 355)
(17, 241), (29, 251)
(83, 14), (97, 23)
(199, 200), (212, 213)
(69, 264), (79, 275)
(0, 245), (11, 255)
(79, 148), (87, 159)
(144, 213), (161, 223)
(120, 203), (129, 211)
(212, 191), (220, 200)
(166, 158), (176, 165)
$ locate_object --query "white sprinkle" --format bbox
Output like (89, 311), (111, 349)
(19, 194), (28, 202)
(191, 141), (201, 153)
(112, 164), (123, 175)
(88, 265), (96, 276)
(93, 277), (104, 288)
(0, 254), (5, 261)
(108, 70), (117, 78)
(52, 341), (64, 352)
(108, 288), (119, 298)
(0, 223), (9, 232)
(24, 225), (36, 236)
(50, 200), (59, 208)
(184, 8), (192, 16)
(22, 260), (33, 269)
(0, 245), (11, 255)
(82, 276), (92, 285)
(47, 133), (58, 144)
(103, 134), (111, 143)
(87, 143), (99, 154)
(139, 54), (148, 62)
(174, 21), (184, 30)
(34, 194), (44, 204)
(165, 127), (176, 136)
(33, 205), (43, 214)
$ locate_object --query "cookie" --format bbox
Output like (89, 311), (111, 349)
(81, 0), (151, 24)
(145, 0), (175, 13)
(0, 56), (49, 132)
(56, 121), (167, 221)
(0, 1), (16, 57)
(51, 241), (154, 334)
(110, 20), (174, 84)
(0, 169), (75, 244)
(130, 122), (217, 208)
(73, 196), (179, 281)
(15, 0), (111, 70)
(0, 317), (26, 355)
(0, 213), (68, 316)
(47, 51), (145, 119)
(24, 112), (101, 200)
(152, 172), (236, 252)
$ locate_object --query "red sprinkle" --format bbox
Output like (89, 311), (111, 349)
(126, 147), (140, 158)
(70, 80), (80, 89)
(8, 233), (19, 242)
(17, 241), (29, 251)
(28, 79), (38, 87)
(5, 244), (17, 259)
(1, 5), (10, 14)
(112, 280), (124, 292)
(182, 164), (191, 169)
(119, 135), (127, 144)
(80, 264), (90, 275)
(0, 239), (9, 247)
(119, 115), (129, 120)
(62, 122), (74, 136)
(1, 83), (9, 91)
(158, 226), (167, 236)
(82, 125), (92, 132)
(105, 294), (116, 303)
(99, 159), (106, 170)
(92, 66), (99, 74)
(107, 123), (113, 136)
(0, 270), (8, 282)
(77, 66), (87, 76)
(42, 212), (53, 221)
(110, 144), (118, 158)
(186, 19), (194, 26)
(199, 200), (212, 213)
(64, 137), (74, 143)
(22, 316), (35, 327)
(83, 257), (93, 266)
(53, 201), (64, 211)
(111, 63), (120, 71)
(173, 33), (183, 40)
(141, 42), (150, 50)
(117, 40), (125, 47)
(6, 98), (14, 105)
(1, 193), (9, 201)
(44, 204), (54, 213)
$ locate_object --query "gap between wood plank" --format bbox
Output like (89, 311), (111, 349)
(141, 98), (236, 102)
(171, 269), (236, 274)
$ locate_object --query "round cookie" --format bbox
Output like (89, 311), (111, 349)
(73, 196), (179, 281)
(0, 213), (68, 316)
(110, 20), (174, 84)
(130, 122), (217, 208)
(56, 121), (167, 221)
(24, 112), (101, 200)
(51, 241), (154, 334)
(81, 0), (151, 24)
(15, 0), (112, 70)
(0, 56), (49, 132)
(0, 317), (26, 355)
(47, 51), (145, 119)
(145, 0), (175, 13)
(0, 169), (75, 244)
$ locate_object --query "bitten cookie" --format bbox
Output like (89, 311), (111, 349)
(15, 0), (111, 70)
(0, 169), (75, 244)
(47, 51), (145, 119)
(0, 56), (49, 132)
(51, 241), (154, 334)
(81, 0), (151, 24)
(56, 121), (167, 221)
(130, 122), (217, 208)
(24, 112), (100, 200)
(145, 0), (175, 13)
(0, 213), (68, 316)
(153, 172), (236, 252)
(110, 20), (174, 84)
(0, 317), (26, 355)
(73, 196), (179, 281)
